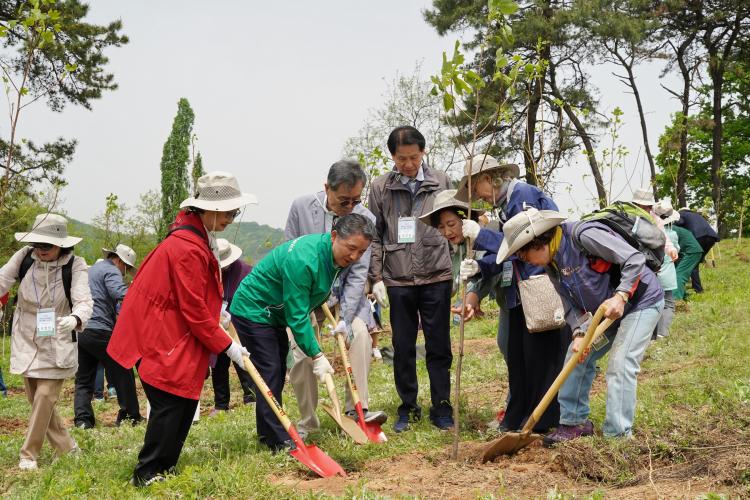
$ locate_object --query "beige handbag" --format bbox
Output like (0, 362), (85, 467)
(515, 264), (566, 333)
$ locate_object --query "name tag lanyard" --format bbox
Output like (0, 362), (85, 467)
(32, 262), (58, 309)
(394, 187), (425, 244)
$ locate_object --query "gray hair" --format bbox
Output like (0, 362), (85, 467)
(327, 160), (367, 190)
(333, 213), (375, 241)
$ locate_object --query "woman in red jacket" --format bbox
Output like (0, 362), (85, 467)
(107, 171), (257, 487)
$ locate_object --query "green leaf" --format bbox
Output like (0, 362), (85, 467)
(442, 92), (454, 112)
(64, 63), (77, 72)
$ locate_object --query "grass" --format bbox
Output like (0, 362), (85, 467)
(1, 241), (749, 498)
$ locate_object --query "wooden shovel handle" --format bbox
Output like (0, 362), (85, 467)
(323, 373), (342, 420)
(221, 323), (294, 431)
(321, 304), (362, 407)
(522, 305), (614, 434)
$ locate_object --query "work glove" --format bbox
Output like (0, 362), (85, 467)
(372, 280), (389, 308)
(330, 320), (354, 345)
(220, 310), (232, 329)
(312, 354), (334, 383)
(57, 315), (78, 335)
(459, 259), (480, 281)
(225, 341), (250, 370)
(462, 219), (481, 241)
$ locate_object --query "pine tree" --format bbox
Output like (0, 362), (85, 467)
(191, 151), (205, 194)
(158, 98), (194, 238)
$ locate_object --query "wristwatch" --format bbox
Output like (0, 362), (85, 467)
(615, 291), (629, 303)
(572, 329), (586, 339)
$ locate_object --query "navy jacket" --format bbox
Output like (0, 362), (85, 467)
(676, 210), (719, 242)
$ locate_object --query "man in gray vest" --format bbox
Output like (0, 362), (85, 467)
(285, 160), (386, 438)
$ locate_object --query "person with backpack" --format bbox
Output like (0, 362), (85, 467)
(74, 244), (142, 429)
(107, 172), (257, 487)
(209, 238), (256, 415)
(491, 208), (663, 443)
(0, 213), (93, 470)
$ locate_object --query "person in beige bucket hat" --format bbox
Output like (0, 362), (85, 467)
(1, 212), (93, 470)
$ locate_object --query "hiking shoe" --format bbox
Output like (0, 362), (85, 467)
(431, 415), (454, 431)
(542, 421), (594, 447)
(372, 347), (382, 361)
(269, 439), (297, 454)
(75, 421), (94, 430)
(107, 387), (117, 398)
(346, 409), (388, 425)
(19, 458), (38, 470)
(393, 414), (410, 433)
(131, 473), (166, 487)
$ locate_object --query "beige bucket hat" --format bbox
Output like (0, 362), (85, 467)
(653, 198), (680, 224)
(15, 213), (82, 248)
(217, 238), (242, 268)
(419, 189), (485, 227)
(455, 154), (521, 202)
(102, 243), (137, 269)
(495, 208), (567, 263)
(180, 171), (258, 212)
(631, 187), (656, 207)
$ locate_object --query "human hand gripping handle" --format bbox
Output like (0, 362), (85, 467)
(57, 315), (78, 335)
(372, 281), (388, 308)
(462, 219), (480, 241)
(225, 341), (250, 370)
(459, 259), (480, 281)
(312, 354), (334, 383)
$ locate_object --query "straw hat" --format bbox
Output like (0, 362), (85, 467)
(631, 187), (656, 207)
(180, 171), (258, 212)
(455, 155), (520, 202)
(14, 213), (82, 248)
(495, 208), (567, 263)
(419, 189), (485, 227)
(102, 243), (137, 269)
(653, 198), (680, 224)
(217, 238), (242, 268)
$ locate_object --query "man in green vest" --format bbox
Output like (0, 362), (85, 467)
(229, 213), (375, 452)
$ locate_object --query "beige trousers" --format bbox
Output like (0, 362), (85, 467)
(20, 377), (76, 461)
(290, 316), (371, 434)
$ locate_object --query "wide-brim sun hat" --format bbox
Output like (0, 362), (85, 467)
(102, 243), (137, 269)
(419, 189), (485, 227)
(217, 238), (242, 268)
(631, 187), (656, 207)
(455, 154), (521, 202)
(495, 208), (567, 263)
(653, 198), (680, 224)
(180, 171), (258, 212)
(15, 213), (82, 248)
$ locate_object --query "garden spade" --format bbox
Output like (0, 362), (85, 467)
(321, 373), (369, 444)
(221, 324), (346, 478)
(322, 304), (387, 443)
(481, 305), (614, 462)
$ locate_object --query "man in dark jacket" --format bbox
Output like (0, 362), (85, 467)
(368, 126), (454, 432)
(676, 209), (719, 293)
(74, 244), (142, 428)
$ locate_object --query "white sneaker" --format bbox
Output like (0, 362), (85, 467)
(372, 347), (382, 361)
(19, 458), (38, 470)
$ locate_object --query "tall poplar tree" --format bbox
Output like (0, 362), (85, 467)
(158, 98), (194, 238)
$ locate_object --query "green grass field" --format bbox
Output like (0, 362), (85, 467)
(1, 241), (749, 498)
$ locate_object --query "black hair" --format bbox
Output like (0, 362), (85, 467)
(429, 207), (481, 228)
(327, 160), (367, 190)
(332, 213), (376, 242)
(59, 246), (74, 255)
(386, 126), (426, 155)
(186, 207), (205, 215)
(518, 227), (557, 253)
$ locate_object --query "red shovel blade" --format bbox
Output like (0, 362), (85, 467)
(355, 402), (387, 443)
(287, 425), (346, 478)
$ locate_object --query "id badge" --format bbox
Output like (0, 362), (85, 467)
(500, 261), (513, 287)
(397, 216), (417, 244)
(36, 308), (56, 337)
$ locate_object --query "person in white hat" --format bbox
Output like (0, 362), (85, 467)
(630, 187), (678, 263)
(0, 213), (93, 470)
(209, 238), (256, 416)
(493, 208), (664, 444)
(457, 154), (562, 431)
(651, 199), (681, 338)
(73, 244), (142, 430)
(106, 171), (257, 486)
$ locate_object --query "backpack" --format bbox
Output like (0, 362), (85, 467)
(15, 248), (75, 310)
(573, 201), (666, 272)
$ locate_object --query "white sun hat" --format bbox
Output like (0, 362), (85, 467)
(14, 213), (82, 248)
(631, 187), (656, 207)
(653, 198), (680, 224)
(102, 243), (138, 269)
(217, 238), (242, 269)
(180, 171), (258, 212)
(418, 189), (485, 227)
(495, 208), (567, 263)
(454, 154), (521, 202)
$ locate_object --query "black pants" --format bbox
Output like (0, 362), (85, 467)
(133, 380), (198, 484)
(74, 328), (142, 427)
(502, 305), (568, 432)
(691, 236), (718, 293)
(211, 351), (256, 409)
(233, 315), (290, 448)
(388, 280), (453, 419)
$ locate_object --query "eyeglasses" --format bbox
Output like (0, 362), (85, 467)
(31, 243), (54, 250)
(337, 198), (362, 208)
(226, 209), (242, 220)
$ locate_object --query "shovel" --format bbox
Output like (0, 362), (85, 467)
(481, 305), (614, 462)
(322, 304), (387, 443)
(221, 323), (346, 477)
(320, 373), (369, 444)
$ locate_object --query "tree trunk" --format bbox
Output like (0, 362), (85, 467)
(625, 63), (657, 196)
(673, 37), (694, 209)
(709, 65), (724, 236)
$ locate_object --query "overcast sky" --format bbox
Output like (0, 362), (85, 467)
(15, 1), (682, 229)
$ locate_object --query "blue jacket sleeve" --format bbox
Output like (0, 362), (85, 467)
(473, 228), (504, 254)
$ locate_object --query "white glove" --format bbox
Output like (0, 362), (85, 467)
(331, 320), (354, 345)
(57, 315), (78, 335)
(372, 280), (389, 308)
(220, 310), (232, 329)
(312, 354), (334, 382)
(462, 219), (481, 241)
(225, 341), (250, 370)
(459, 259), (480, 281)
